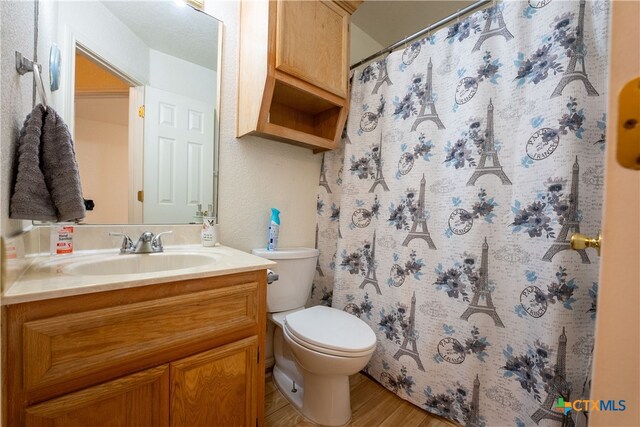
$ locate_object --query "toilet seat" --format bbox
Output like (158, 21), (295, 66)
(284, 306), (376, 357)
(283, 324), (375, 358)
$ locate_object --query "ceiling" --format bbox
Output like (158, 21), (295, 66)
(101, 1), (220, 71)
(352, 0), (477, 48)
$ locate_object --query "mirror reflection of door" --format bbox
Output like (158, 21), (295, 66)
(63, 0), (220, 225)
(74, 48), (216, 225)
(143, 87), (214, 224)
(74, 50), (136, 224)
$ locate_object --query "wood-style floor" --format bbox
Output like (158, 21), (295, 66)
(265, 372), (459, 427)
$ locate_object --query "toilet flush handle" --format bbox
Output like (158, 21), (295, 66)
(267, 269), (279, 284)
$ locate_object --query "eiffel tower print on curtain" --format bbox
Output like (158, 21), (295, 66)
(543, 157), (591, 264)
(460, 238), (505, 328)
(369, 135), (389, 193)
(360, 230), (381, 295)
(411, 58), (445, 132)
(466, 375), (481, 427)
(472, 4), (514, 52)
(402, 174), (437, 249)
(467, 99), (512, 186)
(550, 0), (599, 98)
(315, 225), (323, 277)
(319, 154), (331, 194)
(372, 58), (393, 94)
(393, 292), (425, 371)
(530, 328), (575, 427)
(341, 126), (351, 145)
(316, 0), (609, 424)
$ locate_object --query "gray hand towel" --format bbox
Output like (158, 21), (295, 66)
(41, 107), (86, 222)
(9, 105), (58, 221)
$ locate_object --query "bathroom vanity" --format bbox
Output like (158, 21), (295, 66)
(2, 246), (274, 427)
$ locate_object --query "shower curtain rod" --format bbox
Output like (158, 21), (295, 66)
(350, 0), (491, 70)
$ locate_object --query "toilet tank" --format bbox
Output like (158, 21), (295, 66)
(252, 248), (319, 313)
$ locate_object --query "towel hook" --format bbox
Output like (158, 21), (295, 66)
(16, 51), (48, 110)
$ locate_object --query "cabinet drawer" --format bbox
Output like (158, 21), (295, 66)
(23, 282), (258, 397)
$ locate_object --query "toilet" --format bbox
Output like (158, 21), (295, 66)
(252, 248), (377, 426)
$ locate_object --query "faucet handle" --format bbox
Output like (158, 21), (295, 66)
(152, 231), (173, 251)
(109, 232), (133, 254)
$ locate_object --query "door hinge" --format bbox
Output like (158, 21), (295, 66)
(138, 105), (145, 118)
(137, 190), (144, 203)
(257, 348), (260, 364)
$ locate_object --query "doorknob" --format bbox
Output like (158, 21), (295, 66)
(617, 77), (640, 169)
(570, 232), (602, 256)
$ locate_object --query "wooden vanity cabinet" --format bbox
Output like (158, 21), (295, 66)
(3, 270), (267, 427)
(237, 0), (362, 152)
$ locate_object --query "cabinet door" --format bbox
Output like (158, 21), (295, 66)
(275, 0), (349, 98)
(25, 365), (169, 427)
(170, 336), (258, 427)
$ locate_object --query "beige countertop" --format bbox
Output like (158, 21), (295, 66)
(2, 245), (275, 305)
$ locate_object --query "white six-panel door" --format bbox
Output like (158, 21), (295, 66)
(143, 86), (214, 224)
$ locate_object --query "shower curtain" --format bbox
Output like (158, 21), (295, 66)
(311, 1), (609, 425)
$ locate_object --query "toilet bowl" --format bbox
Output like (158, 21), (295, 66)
(253, 248), (377, 426)
(283, 306), (376, 425)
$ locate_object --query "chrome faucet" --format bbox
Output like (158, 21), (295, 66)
(109, 231), (172, 254)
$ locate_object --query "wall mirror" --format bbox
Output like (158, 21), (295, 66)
(39, 0), (221, 224)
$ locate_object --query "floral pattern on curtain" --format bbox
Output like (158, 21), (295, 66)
(311, 1), (609, 425)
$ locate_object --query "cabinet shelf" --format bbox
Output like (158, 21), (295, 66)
(265, 78), (343, 149)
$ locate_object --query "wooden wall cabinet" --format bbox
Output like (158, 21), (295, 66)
(237, 0), (362, 152)
(4, 270), (267, 427)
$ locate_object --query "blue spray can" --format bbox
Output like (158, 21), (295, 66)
(267, 208), (280, 251)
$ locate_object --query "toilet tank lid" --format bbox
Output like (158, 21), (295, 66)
(252, 247), (319, 260)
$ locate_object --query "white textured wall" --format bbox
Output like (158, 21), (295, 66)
(1, 1), (37, 238)
(204, 1), (320, 253)
(350, 22), (384, 66)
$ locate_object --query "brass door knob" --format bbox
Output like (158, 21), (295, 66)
(570, 232), (602, 256)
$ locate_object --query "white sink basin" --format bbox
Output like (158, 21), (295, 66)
(65, 252), (218, 276)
